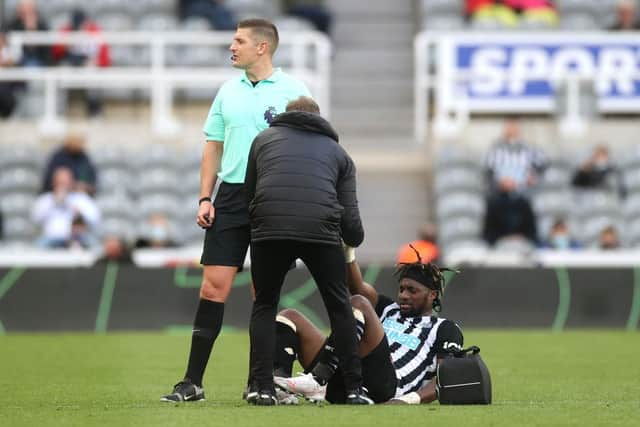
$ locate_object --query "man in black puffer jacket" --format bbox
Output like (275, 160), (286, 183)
(244, 96), (370, 405)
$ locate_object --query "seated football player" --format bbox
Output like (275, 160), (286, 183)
(272, 246), (464, 404)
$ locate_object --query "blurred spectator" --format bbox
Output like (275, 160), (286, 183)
(8, 0), (51, 66)
(178, 0), (236, 30)
(42, 131), (97, 196)
(466, 0), (557, 27)
(482, 177), (538, 246)
(571, 145), (625, 197)
(68, 214), (99, 249)
(52, 9), (111, 116)
(135, 213), (178, 248)
(541, 218), (581, 250)
(0, 30), (20, 118)
(484, 118), (547, 195)
(598, 225), (621, 250)
(282, 0), (333, 35)
(396, 223), (439, 264)
(97, 235), (133, 263)
(32, 167), (101, 248)
(609, 0), (640, 30)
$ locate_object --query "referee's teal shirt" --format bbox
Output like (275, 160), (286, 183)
(202, 68), (312, 184)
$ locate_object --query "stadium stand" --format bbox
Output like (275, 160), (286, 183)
(0, 0), (639, 265)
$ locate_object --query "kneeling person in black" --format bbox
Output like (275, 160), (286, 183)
(244, 96), (369, 405)
(273, 249), (463, 405)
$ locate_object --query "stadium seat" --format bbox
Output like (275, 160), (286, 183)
(537, 163), (571, 191)
(0, 144), (42, 170)
(96, 12), (135, 31)
(136, 144), (180, 169)
(96, 192), (135, 220)
(100, 217), (136, 242)
(226, 0), (280, 19)
(180, 221), (205, 246)
(555, 0), (600, 16)
(0, 167), (41, 193)
(493, 236), (536, 254)
(2, 215), (37, 245)
(531, 190), (572, 218)
(134, 168), (181, 196)
(626, 218), (640, 247)
(439, 215), (482, 247)
(0, 192), (37, 216)
(421, 0), (463, 16)
(180, 16), (212, 31)
(434, 167), (485, 195)
(559, 13), (601, 31)
(572, 190), (620, 218)
(137, 13), (179, 32)
(436, 192), (485, 220)
(623, 194), (640, 220)
(90, 145), (133, 170)
(422, 14), (466, 31)
(623, 168), (640, 194)
(136, 194), (183, 221)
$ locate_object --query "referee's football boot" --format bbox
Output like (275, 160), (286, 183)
(160, 379), (205, 402)
(345, 387), (374, 405)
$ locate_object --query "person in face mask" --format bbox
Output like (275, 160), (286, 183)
(542, 218), (581, 250)
(572, 145), (626, 197)
(135, 213), (177, 248)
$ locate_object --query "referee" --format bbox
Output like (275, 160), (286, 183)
(244, 97), (371, 405)
(161, 18), (311, 403)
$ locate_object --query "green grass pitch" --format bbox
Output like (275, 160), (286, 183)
(1, 331), (638, 426)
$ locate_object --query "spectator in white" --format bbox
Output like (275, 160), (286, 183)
(572, 145), (625, 198)
(32, 167), (101, 248)
(484, 118), (547, 196)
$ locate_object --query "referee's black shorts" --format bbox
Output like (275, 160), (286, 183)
(325, 335), (398, 404)
(200, 182), (250, 269)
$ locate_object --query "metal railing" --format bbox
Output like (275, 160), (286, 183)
(0, 30), (331, 136)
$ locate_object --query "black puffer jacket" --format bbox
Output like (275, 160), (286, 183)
(244, 111), (364, 247)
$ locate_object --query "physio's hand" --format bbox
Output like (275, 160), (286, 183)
(197, 201), (215, 228)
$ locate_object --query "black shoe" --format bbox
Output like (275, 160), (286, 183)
(246, 387), (278, 406)
(345, 387), (374, 405)
(161, 380), (205, 402)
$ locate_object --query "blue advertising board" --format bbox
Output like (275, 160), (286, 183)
(443, 34), (640, 112)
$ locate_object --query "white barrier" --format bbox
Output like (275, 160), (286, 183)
(0, 30), (331, 137)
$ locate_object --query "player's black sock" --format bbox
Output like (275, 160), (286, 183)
(273, 315), (300, 377)
(311, 308), (365, 385)
(184, 299), (224, 387)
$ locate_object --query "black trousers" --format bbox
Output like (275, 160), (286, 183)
(249, 240), (362, 392)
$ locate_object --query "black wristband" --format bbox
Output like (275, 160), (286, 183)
(198, 197), (212, 205)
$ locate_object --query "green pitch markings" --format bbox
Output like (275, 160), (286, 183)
(552, 268), (571, 332)
(95, 262), (119, 333)
(0, 267), (26, 335)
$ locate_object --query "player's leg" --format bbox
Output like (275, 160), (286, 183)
(246, 240), (296, 405)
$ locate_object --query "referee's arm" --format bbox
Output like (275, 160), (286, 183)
(197, 141), (222, 228)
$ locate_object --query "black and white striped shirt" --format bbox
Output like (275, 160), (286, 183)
(376, 295), (464, 397)
(485, 139), (547, 191)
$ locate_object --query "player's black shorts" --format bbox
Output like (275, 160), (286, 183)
(325, 335), (398, 404)
(200, 182), (250, 269)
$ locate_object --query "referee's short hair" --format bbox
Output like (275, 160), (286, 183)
(286, 96), (320, 114)
(238, 18), (279, 54)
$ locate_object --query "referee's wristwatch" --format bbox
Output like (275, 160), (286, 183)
(199, 196), (212, 205)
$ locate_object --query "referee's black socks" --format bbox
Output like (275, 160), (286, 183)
(184, 299), (224, 387)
